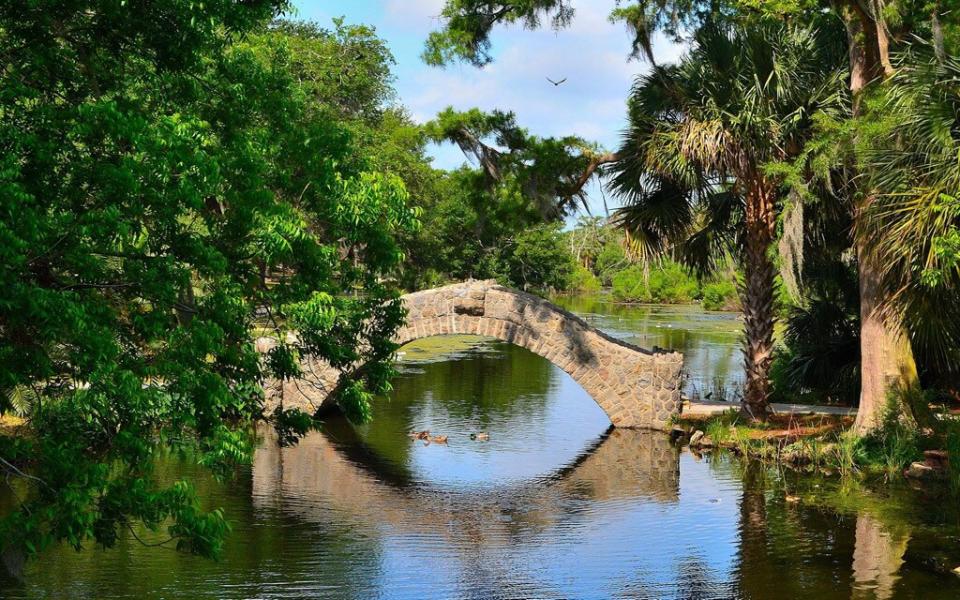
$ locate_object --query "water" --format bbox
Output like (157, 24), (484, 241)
(2, 301), (960, 599)
(551, 295), (744, 398)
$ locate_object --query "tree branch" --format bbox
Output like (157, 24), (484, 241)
(568, 151), (620, 197)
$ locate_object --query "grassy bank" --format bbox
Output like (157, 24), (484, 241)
(673, 407), (960, 489)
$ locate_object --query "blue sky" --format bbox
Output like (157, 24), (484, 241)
(289, 1), (683, 216)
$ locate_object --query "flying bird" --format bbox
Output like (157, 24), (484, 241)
(546, 77), (567, 86)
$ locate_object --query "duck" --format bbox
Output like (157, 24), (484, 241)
(408, 430), (431, 441)
(470, 432), (490, 441)
(430, 435), (448, 444)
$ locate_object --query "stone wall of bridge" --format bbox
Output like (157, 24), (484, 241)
(259, 280), (684, 430)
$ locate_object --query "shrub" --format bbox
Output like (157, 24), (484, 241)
(611, 265), (649, 301)
(568, 265), (602, 293)
(702, 280), (739, 311)
(857, 395), (924, 476)
(773, 296), (861, 406)
(647, 261), (700, 303)
(611, 261), (700, 303)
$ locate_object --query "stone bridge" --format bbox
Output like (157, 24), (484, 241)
(261, 280), (684, 430)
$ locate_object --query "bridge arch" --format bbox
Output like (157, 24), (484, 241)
(261, 280), (684, 430)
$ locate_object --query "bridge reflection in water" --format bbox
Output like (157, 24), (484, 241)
(252, 423), (680, 538)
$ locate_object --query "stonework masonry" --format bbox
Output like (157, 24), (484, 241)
(259, 280), (685, 430)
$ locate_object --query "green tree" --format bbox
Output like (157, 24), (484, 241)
(424, 107), (614, 218)
(493, 223), (575, 292)
(243, 19), (445, 293)
(859, 48), (960, 397)
(426, 0), (960, 431)
(609, 21), (847, 418)
(0, 1), (417, 562)
(759, 1), (959, 431)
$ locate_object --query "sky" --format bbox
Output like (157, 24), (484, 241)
(289, 0), (684, 218)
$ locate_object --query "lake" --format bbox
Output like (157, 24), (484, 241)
(1, 298), (958, 599)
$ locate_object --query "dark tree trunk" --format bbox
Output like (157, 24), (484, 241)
(740, 180), (777, 421)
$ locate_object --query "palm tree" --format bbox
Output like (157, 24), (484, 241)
(608, 20), (847, 420)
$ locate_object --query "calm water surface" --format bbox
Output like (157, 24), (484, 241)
(550, 296), (744, 397)
(1, 300), (959, 599)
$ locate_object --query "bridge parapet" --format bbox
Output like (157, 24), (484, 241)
(260, 280), (684, 430)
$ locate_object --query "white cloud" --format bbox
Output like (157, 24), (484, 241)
(295, 0), (685, 214)
(398, 0), (648, 150)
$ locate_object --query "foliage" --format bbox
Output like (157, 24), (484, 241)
(255, 19), (397, 122)
(594, 239), (630, 285)
(400, 166), (558, 289)
(568, 266), (602, 293)
(859, 49), (960, 371)
(566, 216), (618, 270)
(772, 255), (862, 405)
(0, 3), (419, 563)
(492, 223), (574, 292)
(424, 0), (725, 67)
(857, 396), (925, 477)
(611, 261), (700, 303)
(423, 0), (577, 67)
(701, 280), (739, 311)
(423, 107), (606, 218)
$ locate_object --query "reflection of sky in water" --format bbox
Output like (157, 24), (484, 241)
(363, 451), (756, 598)
(358, 337), (744, 598)
(371, 338), (613, 489)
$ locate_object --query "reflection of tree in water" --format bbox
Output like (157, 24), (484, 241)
(393, 340), (555, 420)
(0, 451), (387, 600)
(851, 513), (909, 600)
(724, 459), (924, 600)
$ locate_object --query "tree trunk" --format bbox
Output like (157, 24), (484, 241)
(842, 3), (921, 434)
(740, 181), (777, 421)
(853, 237), (919, 433)
(851, 513), (910, 600)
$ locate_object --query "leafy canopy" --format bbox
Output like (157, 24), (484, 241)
(0, 2), (418, 561)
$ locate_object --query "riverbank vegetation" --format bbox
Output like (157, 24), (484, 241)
(3, 0), (960, 570)
(676, 397), (960, 490)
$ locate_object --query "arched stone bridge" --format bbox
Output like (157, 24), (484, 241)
(261, 280), (684, 430)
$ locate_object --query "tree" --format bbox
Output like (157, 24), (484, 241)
(427, 0), (960, 432)
(0, 1), (418, 561)
(609, 21), (847, 418)
(424, 107), (616, 219)
(422, 1), (716, 68)
(495, 223), (575, 292)
(859, 47), (960, 401)
(751, 1), (958, 431)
